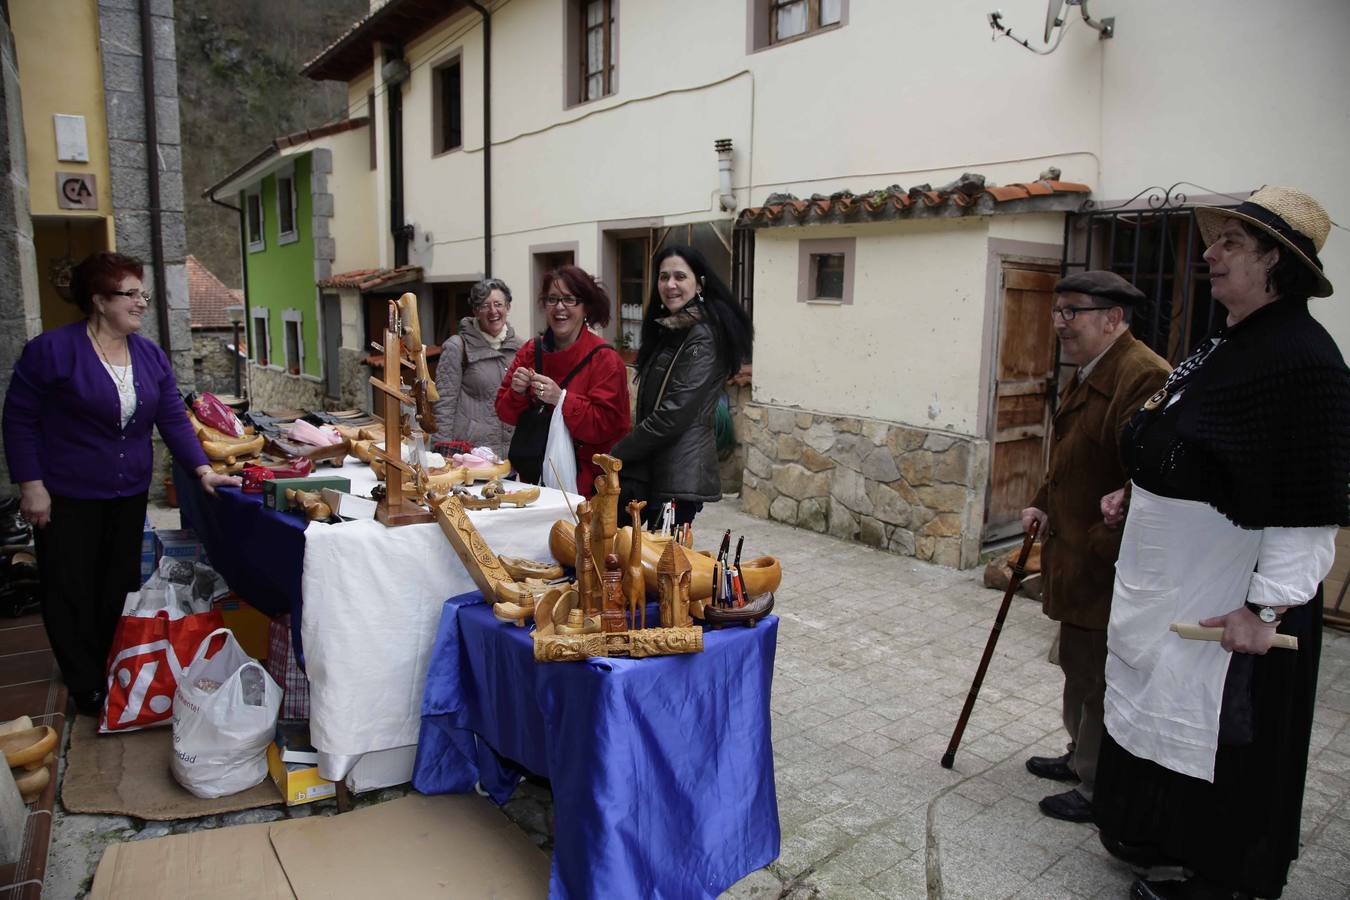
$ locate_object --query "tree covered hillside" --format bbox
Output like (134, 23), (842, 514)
(176, 0), (367, 284)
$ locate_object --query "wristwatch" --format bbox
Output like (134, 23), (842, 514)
(1244, 601), (1281, 625)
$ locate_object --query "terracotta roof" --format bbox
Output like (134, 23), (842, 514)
(318, 265), (423, 291)
(204, 117), (369, 200)
(187, 255), (242, 329)
(737, 173), (1091, 229)
(303, 0), (467, 82)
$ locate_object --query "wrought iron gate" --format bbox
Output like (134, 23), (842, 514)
(1061, 186), (1237, 366)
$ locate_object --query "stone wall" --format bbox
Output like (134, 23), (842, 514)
(718, 379), (751, 494)
(0, 14), (40, 492)
(739, 403), (989, 569)
(247, 362), (326, 412)
(191, 328), (239, 397)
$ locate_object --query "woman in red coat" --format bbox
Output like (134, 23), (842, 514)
(495, 265), (630, 496)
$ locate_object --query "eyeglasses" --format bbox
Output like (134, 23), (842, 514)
(474, 300), (509, 311)
(107, 289), (152, 303)
(543, 295), (580, 308)
(1050, 305), (1111, 322)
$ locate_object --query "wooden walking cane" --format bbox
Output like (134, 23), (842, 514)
(941, 519), (1040, 769)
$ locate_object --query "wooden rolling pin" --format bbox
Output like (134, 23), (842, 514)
(1170, 623), (1298, 651)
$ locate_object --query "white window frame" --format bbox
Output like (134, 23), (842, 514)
(251, 307), (273, 367)
(246, 189), (265, 252)
(282, 308), (305, 375)
(276, 165), (299, 245)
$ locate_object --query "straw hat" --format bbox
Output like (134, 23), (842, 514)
(1195, 186), (1333, 298)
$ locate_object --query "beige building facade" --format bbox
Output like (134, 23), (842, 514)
(295, 0), (1349, 565)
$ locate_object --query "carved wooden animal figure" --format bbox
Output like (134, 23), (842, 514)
(624, 500), (647, 628)
(657, 540), (693, 628)
(590, 454), (623, 558)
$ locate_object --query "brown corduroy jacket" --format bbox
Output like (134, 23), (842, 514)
(1032, 331), (1170, 630)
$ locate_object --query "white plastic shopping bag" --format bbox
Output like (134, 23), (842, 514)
(171, 627), (282, 799)
(541, 388), (578, 494)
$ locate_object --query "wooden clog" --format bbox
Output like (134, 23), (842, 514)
(0, 725), (56, 769)
(0, 716), (32, 737)
(13, 764), (49, 803)
(499, 556), (564, 581)
(551, 522), (783, 603)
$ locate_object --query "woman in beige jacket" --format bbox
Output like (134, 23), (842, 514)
(433, 278), (522, 455)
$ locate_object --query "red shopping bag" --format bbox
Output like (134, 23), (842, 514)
(100, 609), (225, 733)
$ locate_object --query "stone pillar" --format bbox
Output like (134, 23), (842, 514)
(0, 14), (42, 491)
(97, 0), (192, 385)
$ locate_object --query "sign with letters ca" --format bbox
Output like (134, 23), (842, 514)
(56, 172), (98, 210)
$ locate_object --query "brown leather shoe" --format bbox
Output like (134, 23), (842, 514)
(1025, 752), (1078, 782)
(1038, 788), (1094, 822)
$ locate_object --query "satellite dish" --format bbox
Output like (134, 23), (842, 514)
(1043, 0), (1066, 42)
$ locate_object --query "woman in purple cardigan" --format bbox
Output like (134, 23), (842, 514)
(2, 252), (238, 715)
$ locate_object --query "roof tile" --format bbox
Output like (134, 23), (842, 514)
(187, 255), (241, 329)
(739, 172), (1092, 229)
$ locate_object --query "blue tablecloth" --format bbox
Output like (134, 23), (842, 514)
(174, 463), (307, 659)
(412, 592), (781, 899)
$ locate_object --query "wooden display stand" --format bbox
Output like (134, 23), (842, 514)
(368, 293), (438, 527)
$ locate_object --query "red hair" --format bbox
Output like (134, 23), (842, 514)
(71, 252), (144, 315)
(538, 265), (611, 328)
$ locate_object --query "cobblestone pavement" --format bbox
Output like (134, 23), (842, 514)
(45, 499), (1350, 898)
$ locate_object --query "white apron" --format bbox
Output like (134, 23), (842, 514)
(1103, 484), (1261, 782)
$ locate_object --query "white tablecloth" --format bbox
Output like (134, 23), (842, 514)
(296, 461), (577, 782)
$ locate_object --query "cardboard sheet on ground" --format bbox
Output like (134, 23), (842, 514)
(269, 794), (549, 898)
(61, 714), (282, 820)
(90, 822), (292, 899)
(89, 793), (549, 899)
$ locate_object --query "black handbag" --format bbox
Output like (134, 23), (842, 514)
(508, 339), (614, 484)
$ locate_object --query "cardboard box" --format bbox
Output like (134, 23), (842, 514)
(320, 487), (376, 520)
(153, 529), (203, 566)
(266, 741), (336, 806)
(263, 476), (351, 512)
(213, 595), (270, 662)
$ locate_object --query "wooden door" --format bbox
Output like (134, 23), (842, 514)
(984, 263), (1059, 541)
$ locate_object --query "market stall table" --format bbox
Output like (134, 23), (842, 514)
(177, 460), (577, 787)
(413, 592), (781, 900)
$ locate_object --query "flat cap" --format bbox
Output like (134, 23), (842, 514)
(1054, 270), (1146, 306)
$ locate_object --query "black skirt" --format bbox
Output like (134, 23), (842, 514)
(1093, 595), (1323, 898)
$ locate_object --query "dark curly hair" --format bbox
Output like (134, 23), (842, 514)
(537, 265), (611, 328)
(70, 252), (144, 315)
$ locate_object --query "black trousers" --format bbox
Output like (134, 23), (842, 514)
(34, 493), (148, 696)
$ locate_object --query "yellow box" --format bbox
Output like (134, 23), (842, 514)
(215, 596), (271, 662)
(266, 741), (337, 806)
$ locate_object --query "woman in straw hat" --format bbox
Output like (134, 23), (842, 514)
(1092, 187), (1349, 899)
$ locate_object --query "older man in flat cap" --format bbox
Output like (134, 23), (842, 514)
(1021, 270), (1169, 823)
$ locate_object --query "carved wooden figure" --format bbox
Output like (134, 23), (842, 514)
(623, 500), (647, 629)
(656, 540), (693, 629)
(574, 501), (600, 616)
(600, 553), (626, 635)
(590, 454), (623, 558)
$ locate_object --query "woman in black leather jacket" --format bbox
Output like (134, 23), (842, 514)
(612, 245), (753, 528)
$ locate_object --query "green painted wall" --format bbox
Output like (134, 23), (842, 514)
(242, 153), (321, 377)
